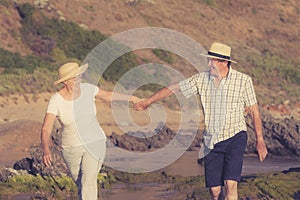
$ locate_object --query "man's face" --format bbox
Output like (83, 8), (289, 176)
(207, 58), (227, 77)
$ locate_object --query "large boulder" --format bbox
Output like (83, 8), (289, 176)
(108, 125), (202, 152)
(246, 109), (300, 157)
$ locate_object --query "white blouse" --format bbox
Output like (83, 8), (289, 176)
(46, 83), (106, 147)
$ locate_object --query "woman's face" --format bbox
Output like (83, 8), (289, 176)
(65, 75), (82, 89)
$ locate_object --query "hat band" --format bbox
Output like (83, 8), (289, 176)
(208, 51), (230, 60)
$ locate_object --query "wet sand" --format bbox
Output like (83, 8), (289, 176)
(101, 183), (173, 200)
(100, 149), (300, 200)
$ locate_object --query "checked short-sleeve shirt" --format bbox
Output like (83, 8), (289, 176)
(179, 68), (257, 146)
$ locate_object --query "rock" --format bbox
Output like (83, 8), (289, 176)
(246, 109), (300, 157)
(282, 167), (300, 174)
(13, 128), (69, 177)
(13, 157), (36, 175)
(0, 167), (25, 181)
(108, 125), (202, 151)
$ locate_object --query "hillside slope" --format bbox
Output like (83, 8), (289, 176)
(0, 0), (299, 107)
(3, 0), (298, 62)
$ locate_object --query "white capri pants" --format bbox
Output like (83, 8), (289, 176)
(62, 140), (106, 200)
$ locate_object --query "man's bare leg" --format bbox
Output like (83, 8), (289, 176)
(210, 186), (224, 200)
(224, 180), (238, 200)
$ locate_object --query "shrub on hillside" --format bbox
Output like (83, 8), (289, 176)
(0, 48), (52, 73)
(0, 68), (57, 96)
(15, 3), (141, 87)
(248, 51), (300, 85)
(0, 0), (9, 7)
(18, 3), (107, 61)
(238, 50), (300, 104)
(152, 49), (174, 64)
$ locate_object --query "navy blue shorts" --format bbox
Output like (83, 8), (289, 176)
(204, 131), (247, 187)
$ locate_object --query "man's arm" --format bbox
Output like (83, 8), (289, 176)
(248, 104), (268, 161)
(134, 83), (180, 110)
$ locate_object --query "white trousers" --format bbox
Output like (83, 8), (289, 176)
(62, 140), (106, 200)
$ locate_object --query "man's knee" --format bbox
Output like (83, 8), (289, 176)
(210, 186), (222, 200)
(224, 180), (238, 199)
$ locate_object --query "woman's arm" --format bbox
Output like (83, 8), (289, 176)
(41, 113), (56, 167)
(95, 88), (139, 102)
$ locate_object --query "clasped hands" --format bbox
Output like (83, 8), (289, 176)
(130, 96), (150, 111)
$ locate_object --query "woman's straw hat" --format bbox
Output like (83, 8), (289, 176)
(202, 42), (237, 63)
(54, 62), (88, 85)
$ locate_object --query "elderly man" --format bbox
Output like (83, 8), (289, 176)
(134, 42), (268, 200)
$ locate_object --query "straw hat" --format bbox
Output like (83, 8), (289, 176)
(202, 42), (237, 63)
(54, 62), (88, 85)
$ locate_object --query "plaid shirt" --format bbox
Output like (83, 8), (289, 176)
(179, 68), (257, 145)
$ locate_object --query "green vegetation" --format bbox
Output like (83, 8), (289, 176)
(0, 68), (57, 96)
(239, 172), (300, 199)
(18, 3), (107, 61)
(0, 48), (52, 73)
(201, 0), (216, 7)
(0, 0), (9, 7)
(152, 49), (174, 64)
(1, 170), (299, 199)
(102, 52), (137, 83)
(83, 5), (95, 12)
(166, 170), (300, 199)
(0, 172), (113, 199)
(247, 51), (300, 85)
(241, 51), (300, 104)
(0, 174), (77, 199)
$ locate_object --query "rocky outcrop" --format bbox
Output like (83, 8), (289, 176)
(0, 167), (28, 182)
(108, 109), (300, 158)
(246, 109), (300, 157)
(13, 128), (68, 177)
(108, 124), (203, 152)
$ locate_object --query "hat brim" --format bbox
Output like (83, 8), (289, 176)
(200, 54), (237, 63)
(54, 63), (88, 85)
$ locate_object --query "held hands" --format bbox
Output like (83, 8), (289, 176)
(128, 95), (151, 111)
(133, 98), (150, 111)
(129, 96), (141, 104)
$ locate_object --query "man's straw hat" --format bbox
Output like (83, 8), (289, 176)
(202, 42), (237, 63)
(54, 62), (88, 85)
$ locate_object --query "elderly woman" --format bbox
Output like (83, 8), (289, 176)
(41, 62), (139, 200)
